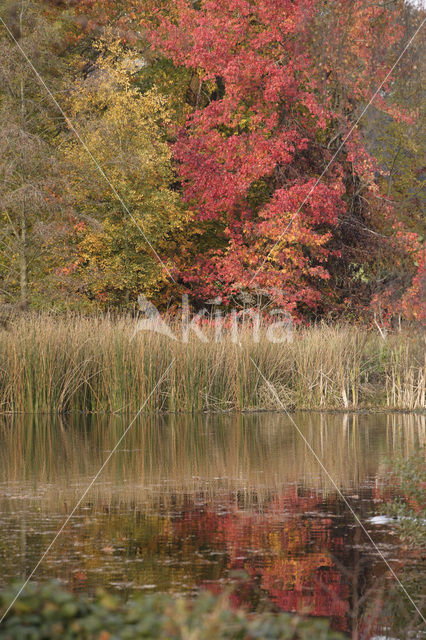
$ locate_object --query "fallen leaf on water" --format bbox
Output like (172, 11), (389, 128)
(101, 545), (114, 554)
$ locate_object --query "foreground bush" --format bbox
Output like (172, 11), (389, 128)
(0, 582), (345, 640)
(380, 450), (426, 637)
(386, 448), (426, 549)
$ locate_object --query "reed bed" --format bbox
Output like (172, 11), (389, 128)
(0, 314), (424, 413)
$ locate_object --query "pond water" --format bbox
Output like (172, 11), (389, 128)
(0, 412), (424, 637)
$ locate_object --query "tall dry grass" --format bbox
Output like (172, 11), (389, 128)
(0, 314), (424, 413)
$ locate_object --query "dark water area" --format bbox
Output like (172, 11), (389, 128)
(0, 412), (424, 637)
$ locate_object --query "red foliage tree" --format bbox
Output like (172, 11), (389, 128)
(149, 0), (421, 319)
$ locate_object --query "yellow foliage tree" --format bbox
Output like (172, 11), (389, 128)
(63, 37), (187, 308)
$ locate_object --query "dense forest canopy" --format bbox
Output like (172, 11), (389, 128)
(0, 0), (424, 323)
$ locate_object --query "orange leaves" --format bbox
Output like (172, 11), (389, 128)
(73, 221), (86, 233)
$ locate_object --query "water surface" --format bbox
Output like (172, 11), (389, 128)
(0, 412), (424, 637)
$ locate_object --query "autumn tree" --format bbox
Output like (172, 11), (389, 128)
(149, 0), (423, 320)
(1, 0), (422, 317)
(309, 0), (425, 323)
(62, 36), (187, 308)
(0, 1), (67, 307)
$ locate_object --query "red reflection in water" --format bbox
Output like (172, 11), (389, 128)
(171, 487), (395, 636)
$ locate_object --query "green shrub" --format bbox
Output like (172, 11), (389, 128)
(380, 449), (426, 636)
(385, 447), (426, 549)
(0, 581), (345, 640)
